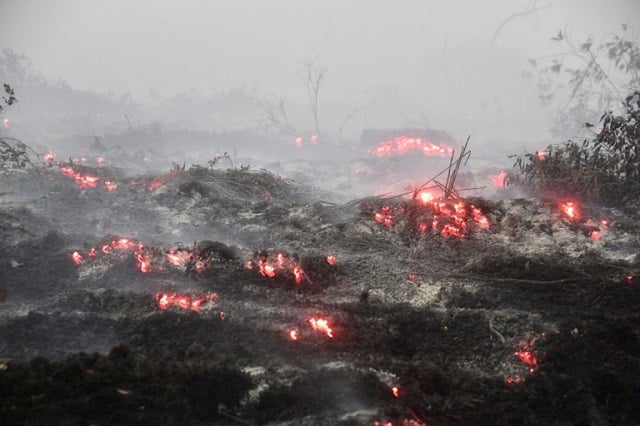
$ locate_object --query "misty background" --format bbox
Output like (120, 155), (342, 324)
(1, 0), (638, 170)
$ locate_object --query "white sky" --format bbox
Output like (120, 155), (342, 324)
(0, 0), (638, 144)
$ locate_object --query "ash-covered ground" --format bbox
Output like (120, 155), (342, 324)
(1, 132), (640, 425)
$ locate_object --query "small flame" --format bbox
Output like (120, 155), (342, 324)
(309, 317), (333, 338)
(506, 375), (525, 385)
(295, 136), (303, 147)
(627, 275), (634, 285)
(418, 191), (434, 204)
(536, 150), (546, 161)
(156, 292), (217, 312)
(103, 181), (118, 192)
(391, 386), (400, 398)
(326, 255), (337, 266)
(60, 167), (100, 189)
(96, 157), (105, 166)
(561, 202), (578, 220)
(490, 171), (508, 188)
(589, 230), (601, 240)
(71, 251), (83, 265)
(289, 329), (299, 341)
(369, 135), (452, 158)
(310, 134), (318, 144)
(44, 151), (55, 166)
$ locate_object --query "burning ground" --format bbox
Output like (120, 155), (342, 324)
(1, 155), (640, 425)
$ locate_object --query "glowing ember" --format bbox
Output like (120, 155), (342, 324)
(470, 205), (490, 229)
(391, 386), (400, 398)
(589, 230), (601, 240)
(490, 171), (508, 188)
(289, 329), (299, 341)
(310, 134), (318, 143)
(258, 260), (276, 278)
(374, 420), (427, 426)
(134, 250), (151, 273)
(309, 317), (333, 338)
(60, 167), (100, 189)
(71, 251), (83, 265)
(506, 375), (525, 385)
(155, 292), (217, 312)
(369, 135), (452, 158)
(148, 178), (164, 191)
(514, 338), (539, 373)
(2, 118), (8, 128)
(293, 266), (304, 284)
(44, 151), (55, 166)
(536, 150), (546, 161)
(561, 202), (578, 220)
(374, 206), (395, 228)
(295, 136), (303, 147)
(96, 156), (105, 166)
(249, 251), (306, 285)
(627, 275), (635, 285)
(418, 191), (434, 204)
(326, 255), (337, 266)
(166, 249), (192, 267)
(601, 219), (609, 230)
(103, 181), (118, 192)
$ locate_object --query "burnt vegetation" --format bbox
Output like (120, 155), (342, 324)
(511, 26), (640, 208)
(1, 27), (640, 426)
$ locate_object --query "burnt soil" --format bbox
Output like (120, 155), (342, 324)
(1, 163), (640, 425)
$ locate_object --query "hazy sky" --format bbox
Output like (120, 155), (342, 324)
(1, 0), (638, 144)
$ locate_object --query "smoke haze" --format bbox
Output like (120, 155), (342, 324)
(1, 0), (639, 161)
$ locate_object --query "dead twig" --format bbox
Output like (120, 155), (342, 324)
(489, 314), (506, 345)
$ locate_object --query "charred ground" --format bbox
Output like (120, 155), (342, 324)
(1, 156), (639, 425)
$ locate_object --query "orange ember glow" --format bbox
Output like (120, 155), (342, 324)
(61, 167), (100, 189)
(392, 386), (400, 398)
(156, 292), (217, 312)
(589, 230), (601, 240)
(44, 151), (55, 166)
(374, 420), (427, 426)
(490, 171), (508, 188)
(71, 251), (83, 265)
(249, 251), (306, 285)
(536, 150), (546, 161)
(506, 375), (525, 385)
(369, 135), (452, 158)
(326, 255), (337, 266)
(103, 181), (118, 192)
(514, 338), (539, 375)
(418, 191), (434, 204)
(166, 249), (192, 267)
(289, 329), (299, 341)
(309, 317), (333, 338)
(295, 136), (303, 147)
(561, 202), (578, 220)
(374, 206), (395, 228)
(148, 178), (164, 191)
(627, 275), (634, 285)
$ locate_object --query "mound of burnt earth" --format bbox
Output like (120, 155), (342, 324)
(1, 163), (640, 425)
